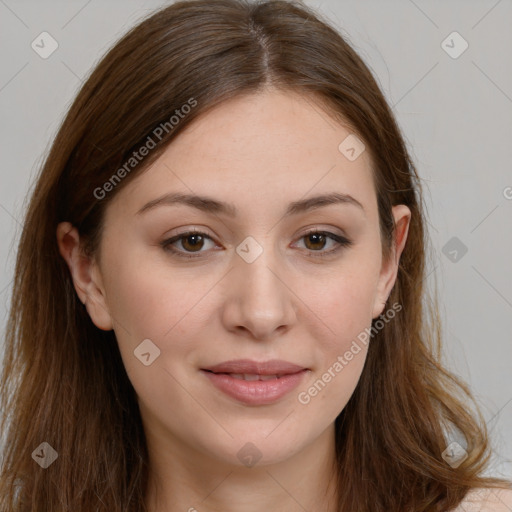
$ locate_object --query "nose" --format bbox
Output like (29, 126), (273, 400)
(221, 247), (297, 341)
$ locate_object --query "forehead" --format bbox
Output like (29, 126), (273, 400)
(108, 89), (377, 220)
(168, 89), (367, 167)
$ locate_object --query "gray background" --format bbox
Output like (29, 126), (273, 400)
(0, 0), (511, 478)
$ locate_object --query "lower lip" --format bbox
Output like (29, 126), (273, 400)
(201, 369), (308, 405)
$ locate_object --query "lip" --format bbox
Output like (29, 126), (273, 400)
(203, 359), (307, 375)
(201, 359), (309, 406)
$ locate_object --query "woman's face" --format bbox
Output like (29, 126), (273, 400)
(66, 89), (410, 469)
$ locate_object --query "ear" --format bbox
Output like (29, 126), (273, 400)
(56, 222), (113, 331)
(371, 205), (411, 319)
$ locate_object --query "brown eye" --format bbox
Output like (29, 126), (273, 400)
(295, 230), (353, 258)
(180, 233), (206, 252)
(303, 232), (328, 251)
(160, 230), (217, 258)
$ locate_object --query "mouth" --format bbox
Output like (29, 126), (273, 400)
(203, 372), (292, 381)
(200, 359), (309, 405)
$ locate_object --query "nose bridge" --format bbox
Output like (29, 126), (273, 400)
(223, 235), (296, 339)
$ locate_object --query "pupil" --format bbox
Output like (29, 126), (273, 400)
(307, 233), (325, 250)
(184, 234), (203, 251)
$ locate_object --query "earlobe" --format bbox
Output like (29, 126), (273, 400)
(56, 222), (113, 331)
(371, 205), (411, 319)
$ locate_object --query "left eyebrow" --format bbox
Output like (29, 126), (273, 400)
(136, 191), (365, 217)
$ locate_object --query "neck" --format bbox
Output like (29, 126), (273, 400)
(144, 424), (339, 512)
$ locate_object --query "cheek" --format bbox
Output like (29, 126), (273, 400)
(102, 251), (225, 392)
(312, 261), (380, 341)
(103, 246), (206, 338)
(301, 254), (380, 407)
(296, 315), (370, 426)
(103, 261), (203, 411)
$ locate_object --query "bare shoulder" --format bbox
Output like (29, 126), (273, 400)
(453, 487), (512, 511)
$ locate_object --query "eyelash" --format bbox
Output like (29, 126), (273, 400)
(160, 228), (353, 260)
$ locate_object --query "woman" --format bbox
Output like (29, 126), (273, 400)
(0, 0), (510, 510)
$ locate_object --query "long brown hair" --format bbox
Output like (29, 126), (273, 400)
(0, 0), (509, 510)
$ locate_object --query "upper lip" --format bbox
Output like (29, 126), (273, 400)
(202, 359), (307, 375)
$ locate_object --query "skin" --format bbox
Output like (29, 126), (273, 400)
(57, 88), (412, 512)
